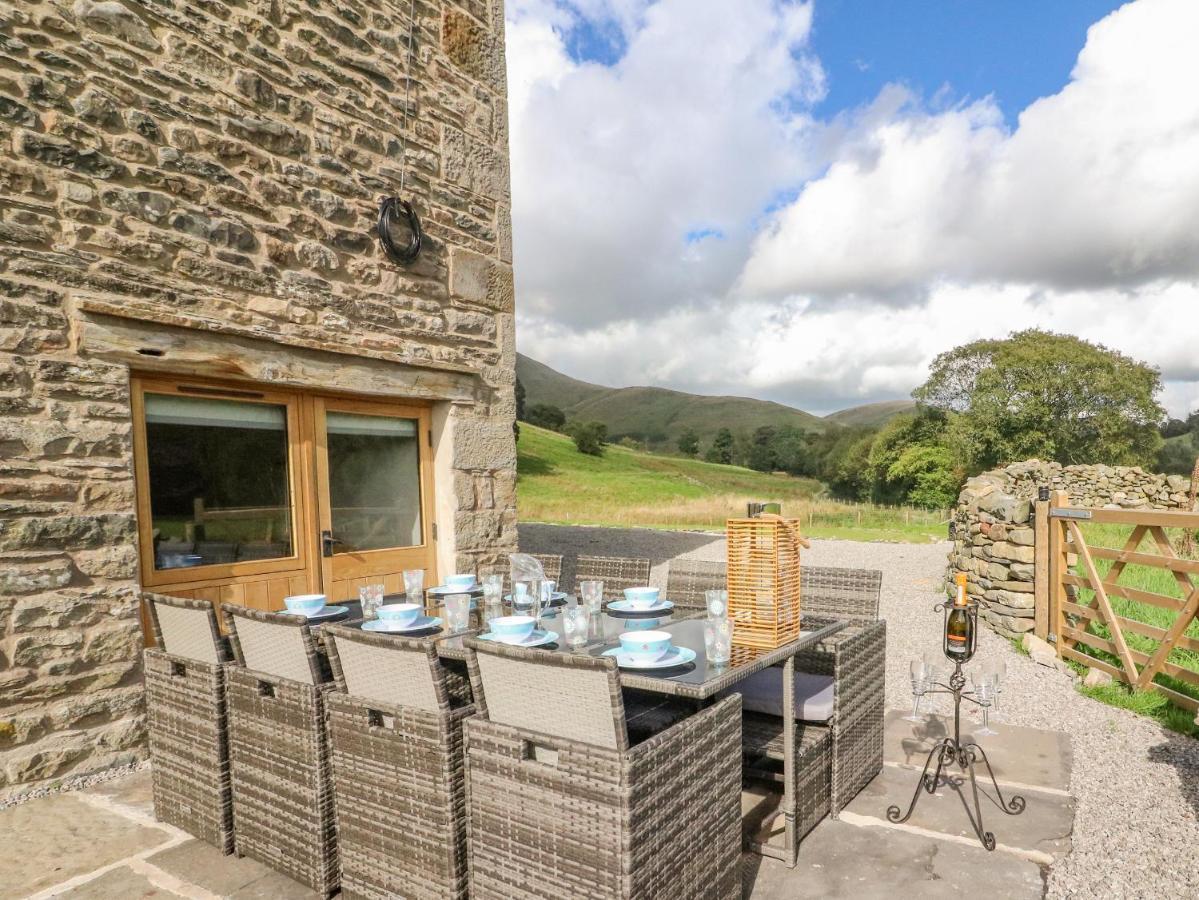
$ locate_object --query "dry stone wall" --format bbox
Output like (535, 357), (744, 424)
(0, 0), (515, 799)
(949, 460), (1193, 639)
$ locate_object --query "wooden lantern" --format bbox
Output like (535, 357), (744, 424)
(725, 515), (809, 650)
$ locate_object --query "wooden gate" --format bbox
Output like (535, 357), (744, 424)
(1042, 492), (1199, 716)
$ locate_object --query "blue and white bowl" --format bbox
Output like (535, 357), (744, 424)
(377, 602), (422, 626)
(622, 586), (660, 610)
(490, 615), (535, 643)
(445, 573), (476, 589)
(618, 630), (672, 663)
(284, 594), (326, 616)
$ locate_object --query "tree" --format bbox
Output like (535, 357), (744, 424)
(915, 329), (1164, 470)
(1162, 418), (1191, 439)
(705, 428), (734, 465)
(886, 444), (959, 509)
(771, 425), (812, 476)
(514, 377), (526, 420)
(565, 420), (607, 456)
(747, 425), (778, 472)
(865, 408), (953, 504)
(676, 428), (700, 458)
(525, 403), (566, 431)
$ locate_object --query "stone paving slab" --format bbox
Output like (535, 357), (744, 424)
(146, 840), (319, 899)
(746, 818), (1045, 899)
(0, 793), (172, 899)
(53, 867), (163, 899)
(846, 763), (1074, 862)
(886, 710), (1073, 793)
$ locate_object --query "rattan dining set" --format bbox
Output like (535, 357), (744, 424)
(143, 555), (886, 898)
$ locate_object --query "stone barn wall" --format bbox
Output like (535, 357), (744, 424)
(0, 0), (514, 798)
(949, 460), (1193, 639)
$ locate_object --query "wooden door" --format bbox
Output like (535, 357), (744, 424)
(312, 396), (438, 603)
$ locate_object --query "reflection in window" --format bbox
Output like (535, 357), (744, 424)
(326, 412), (422, 552)
(144, 394), (292, 569)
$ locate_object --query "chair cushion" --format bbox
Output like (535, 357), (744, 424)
(726, 669), (835, 722)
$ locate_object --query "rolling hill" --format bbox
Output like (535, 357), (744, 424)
(824, 399), (916, 429)
(516, 353), (916, 447)
(517, 353), (830, 447)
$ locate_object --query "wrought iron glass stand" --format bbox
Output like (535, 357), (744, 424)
(886, 600), (1026, 850)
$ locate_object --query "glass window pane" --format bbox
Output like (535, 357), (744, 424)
(327, 411), (423, 552)
(144, 393), (293, 570)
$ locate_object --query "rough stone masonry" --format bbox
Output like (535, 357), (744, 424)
(949, 460), (1193, 639)
(0, 0), (515, 798)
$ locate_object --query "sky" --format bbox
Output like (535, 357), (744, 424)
(504, 0), (1199, 418)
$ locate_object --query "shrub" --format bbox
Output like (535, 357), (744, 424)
(566, 420), (607, 456)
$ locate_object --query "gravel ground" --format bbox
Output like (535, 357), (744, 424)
(521, 524), (1199, 898)
(0, 759), (149, 811)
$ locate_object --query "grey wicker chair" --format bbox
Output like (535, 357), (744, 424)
(665, 558), (726, 612)
(462, 638), (742, 899)
(738, 565), (886, 852)
(324, 625), (474, 899)
(574, 555), (652, 600)
(222, 605), (339, 897)
(144, 593), (234, 854)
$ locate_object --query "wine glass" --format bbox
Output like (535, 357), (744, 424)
(905, 658), (929, 722)
(971, 671), (998, 737)
(991, 657), (1007, 710)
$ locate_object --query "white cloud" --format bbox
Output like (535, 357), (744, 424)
(739, 0), (1199, 298)
(507, 0), (1199, 418)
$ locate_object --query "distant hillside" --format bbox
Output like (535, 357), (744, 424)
(825, 399), (916, 429)
(516, 353), (830, 447)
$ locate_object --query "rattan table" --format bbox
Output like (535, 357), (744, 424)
(438, 609), (846, 866)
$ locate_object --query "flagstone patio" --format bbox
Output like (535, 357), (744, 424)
(2, 710), (1071, 899)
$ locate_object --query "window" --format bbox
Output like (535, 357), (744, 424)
(143, 393), (293, 570)
(325, 412), (423, 552)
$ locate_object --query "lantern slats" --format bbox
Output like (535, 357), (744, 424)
(726, 517), (806, 650)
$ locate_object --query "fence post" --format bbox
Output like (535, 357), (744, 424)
(1047, 490), (1070, 651)
(1034, 492), (1050, 640)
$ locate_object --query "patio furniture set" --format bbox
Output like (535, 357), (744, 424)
(142, 555), (886, 898)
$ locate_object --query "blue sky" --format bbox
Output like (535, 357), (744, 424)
(810, 0), (1128, 124)
(507, 0), (1199, 416)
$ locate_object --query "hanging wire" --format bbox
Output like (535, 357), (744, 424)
(378, 0), (423, 266)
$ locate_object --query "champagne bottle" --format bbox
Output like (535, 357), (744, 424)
(946, 572), (972, 659)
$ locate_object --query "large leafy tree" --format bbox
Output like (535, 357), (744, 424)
(705, 428), (735, 465)
(915, 329), (1164, 470)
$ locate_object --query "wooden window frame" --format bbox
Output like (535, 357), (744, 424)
(131, 375), (439, 600)
(131, 375), (310, 590)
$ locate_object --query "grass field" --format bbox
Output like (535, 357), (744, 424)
(1066, 521), (1199, 736)
(516, 424), (949, 542)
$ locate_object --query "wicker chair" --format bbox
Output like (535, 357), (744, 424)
(665, 558), (726, 612)
(737, 565), (886, 848)
(222, 606), (339, 897)
(462, 639), (742, 899)
(323, 625), (474, 899)
(143, 593), (234, 854)
(574, 555), (652, 600)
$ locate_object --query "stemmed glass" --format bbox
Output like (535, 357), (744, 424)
(905, 658), (930, 722)
(971, 671), (999, 737)
(991, 657), (1007, 710)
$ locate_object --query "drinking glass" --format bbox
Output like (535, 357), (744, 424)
(991, 657), (1007, 710)
(562, 606), (590, 648)
(579, 580), (604, 614)
(971, 671), (998, 737)
(482, 573), (504, 623)
(703, 617), (732, 665)
(905, 658), (929, 722)
(445, 593), (471, 633)
(358, 583), (385, 620)
(705, 589), (728, 619)
(540, 581), (557, 606)
(403, 569), (425, 606)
